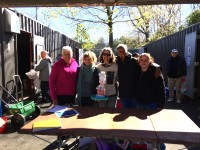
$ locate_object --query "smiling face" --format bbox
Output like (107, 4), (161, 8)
(102, 50), (111, 64)
(139, 54), (153, 71)
(62, 49), (72, 64)
(99, 47), (115, 63)
(83, 56), (92, 66)
(117, 47), (126, 61)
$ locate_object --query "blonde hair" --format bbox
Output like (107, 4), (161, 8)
(139, 53), (154, 64)
(83, 51), (97, 64)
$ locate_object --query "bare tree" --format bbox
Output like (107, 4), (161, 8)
(152, 5), (181, 39)
(128, 6), (153, 43)
(44, 6), (132, 49)
(128, 5), (181, 43)
(191, 4), (200, 10)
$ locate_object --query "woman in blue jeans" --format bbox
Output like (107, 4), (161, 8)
(136, 53), (166, 150)
(136, 53), (165, 109)
(116, 44), (161, 109)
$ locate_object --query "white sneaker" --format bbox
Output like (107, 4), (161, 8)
(176, 100), (181, 103)
(167, 98), (173, 102)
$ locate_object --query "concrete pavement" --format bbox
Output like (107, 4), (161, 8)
(0, 97), (200, 150)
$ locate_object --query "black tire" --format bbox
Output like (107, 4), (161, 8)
(32, 105), (41, 119)
(11, 113), (26, 128)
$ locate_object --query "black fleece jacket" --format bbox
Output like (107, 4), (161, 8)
(116, 54), (139, 98)
(135, 65), (165, 108)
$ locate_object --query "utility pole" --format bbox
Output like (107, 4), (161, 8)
(36, 7), (38, 20)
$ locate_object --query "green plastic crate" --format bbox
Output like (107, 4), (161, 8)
(9, 100), (35, 117)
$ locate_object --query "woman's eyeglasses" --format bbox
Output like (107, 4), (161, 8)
(102, 53), (111, 56)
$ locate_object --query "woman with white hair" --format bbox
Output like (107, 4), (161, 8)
(49, 46), (79, 106)
(35, 50), (52, 103)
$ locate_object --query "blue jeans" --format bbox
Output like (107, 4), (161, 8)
(120, 97), (138, 108)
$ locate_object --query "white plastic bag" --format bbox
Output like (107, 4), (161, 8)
(26, 69), (41, 90)
(34, 76), (41, 90)
(25, 69), (38, 79)
(180, 82), (187, 95)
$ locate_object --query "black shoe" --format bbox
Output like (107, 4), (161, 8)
(48, 102), (53, 107)
(38, 99), (45, 103)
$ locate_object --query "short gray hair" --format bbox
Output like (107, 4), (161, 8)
(62, 46), (73, 54)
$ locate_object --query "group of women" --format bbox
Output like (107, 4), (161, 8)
(49, 44), (165, 110)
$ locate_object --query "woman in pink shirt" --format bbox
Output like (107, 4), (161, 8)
(49, 46), (78, 106)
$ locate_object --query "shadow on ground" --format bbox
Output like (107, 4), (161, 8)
(1, 96), (200, 150)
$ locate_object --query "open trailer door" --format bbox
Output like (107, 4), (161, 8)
(33, 35), (44, 65)
(184, 32), (197, 99)
(32, 35), (44, 96)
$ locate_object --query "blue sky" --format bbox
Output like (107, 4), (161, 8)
(14, 4), (193, 43)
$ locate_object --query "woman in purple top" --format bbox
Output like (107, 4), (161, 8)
(49, 46), (78, 106)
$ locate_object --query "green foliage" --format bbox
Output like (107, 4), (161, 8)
(149, 24), (177, 42)
(82, 41), (96, 51)
(74, 24), (95, 51)
(74, 24), (90, 43)
(178, 24), (186, 31)
(128, 6), (153, 43)
(113, 36), (138, 50)
(186, 9), (200, 26)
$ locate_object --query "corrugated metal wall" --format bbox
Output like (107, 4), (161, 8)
(16, 9), (81, 62)
(145, 23), (200, 81)
(0, 8), (4, 88)
(0, 8), (81, 88)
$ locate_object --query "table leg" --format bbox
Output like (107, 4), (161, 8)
(57, 135), (80, 150)
(57, 135), (62, 150)
(155, 142), (160, 150)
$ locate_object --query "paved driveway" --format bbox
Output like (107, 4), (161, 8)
(0, 98), (200, 150)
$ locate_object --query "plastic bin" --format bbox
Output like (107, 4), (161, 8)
(0, 117), (7, 133)
(116, 99), (122, 108)
(132, 144), (147, 150)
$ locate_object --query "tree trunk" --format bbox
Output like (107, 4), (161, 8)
(106, 6), (114, 50)
(109, 23), (113, 49)
(145, 32), (149, 43)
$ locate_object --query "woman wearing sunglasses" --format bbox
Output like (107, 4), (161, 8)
(96, 47), (118, 108)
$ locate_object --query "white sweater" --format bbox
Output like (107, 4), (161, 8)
(96, 63), (118, 96)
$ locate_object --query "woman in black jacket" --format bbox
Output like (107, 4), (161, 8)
(136, 53), (165, 109)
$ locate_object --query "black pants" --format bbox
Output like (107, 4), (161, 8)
(40, 81), (51, 102)
(81, 97), (94, 107)
(57, 95), (76, 106)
